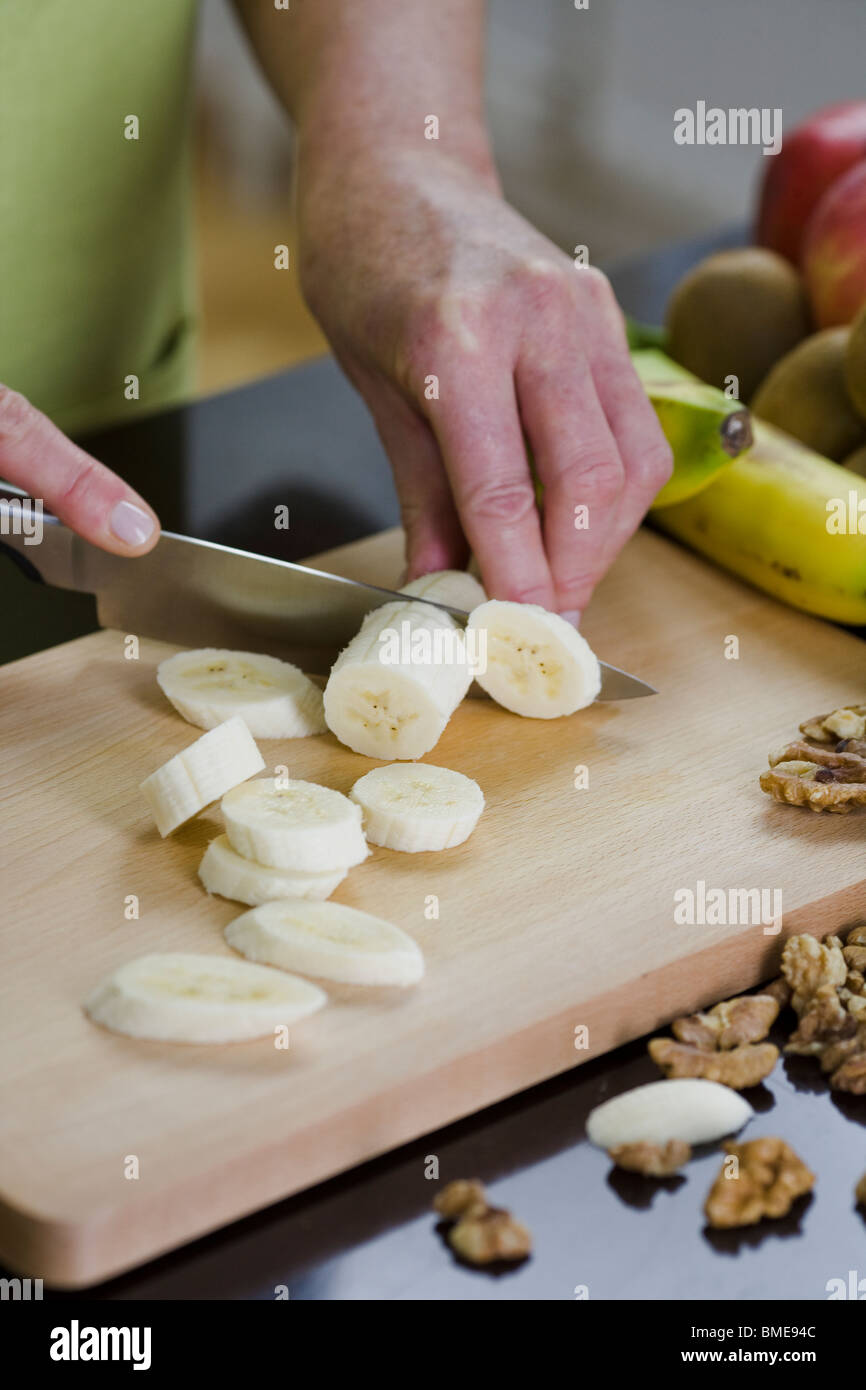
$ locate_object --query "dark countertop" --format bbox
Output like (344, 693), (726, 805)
(9, 225), (865, 1303)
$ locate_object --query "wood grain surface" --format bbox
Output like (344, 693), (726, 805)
(1, 525), (864, 1287)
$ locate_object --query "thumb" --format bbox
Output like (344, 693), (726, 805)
(0, 384), (160, 554)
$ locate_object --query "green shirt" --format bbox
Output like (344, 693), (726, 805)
(0, 0), (198, 435)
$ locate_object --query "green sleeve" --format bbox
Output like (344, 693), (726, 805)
(0, 0), (199, 436)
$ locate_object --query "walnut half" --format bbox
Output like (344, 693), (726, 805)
(434, 1180), (531, 1266)
(781, 933), (847, 1015)
(448, 1207), (533, 1265)
(673, 994), (779, 1051)
(433, 1179), (487, 1221)
(784, 985), (858, 1057)
(800, 705), (866, 744)
(608, 1140), (691, 1177)
(649, 1037), (779, 1089)
(760, 746), (866, 813)
(704, 1138), (815, 1229)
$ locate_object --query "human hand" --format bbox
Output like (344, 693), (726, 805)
(0, 385), (159, 553)
(298, 149), (672, 616)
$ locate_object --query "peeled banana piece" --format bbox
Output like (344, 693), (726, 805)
(653, 419), (866, 624)
(632, 349), (753, 508)
(400, 569), (487, 611)
(221, 776), (368, 871)
(226, 900), (424, 986)
(467, 600), (601, 718)
(350, 762), (484, 852)
(199, 833), (348, 906)
(157, 648), (326, 739)
(83, 952), (326, 1043)
(323, 598), (473, 760)
(140, 716), (265, 837)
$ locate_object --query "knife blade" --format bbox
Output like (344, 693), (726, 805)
(0, 487), (656, 697)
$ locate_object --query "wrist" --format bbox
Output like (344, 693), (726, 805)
(296, 119), (501, 207)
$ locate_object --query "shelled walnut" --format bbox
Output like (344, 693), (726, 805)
(760, 705), (866, 810)
(433, 1179), (486, 1221)
(781, 934), (847, 1014)
(434, 1180), (531, 1266)
(760, 749), (866, 812)
(784, 985), (857, 1056)
(672, 995), (779, 1051)
(781, 929), (866, 1090)
(608, 1140), (691, 1177)
(800, 706), (866, 744)
(649, 1037), (778, 1089)
(704, 1138), (815, 1229)
(448, 1206), (533, 1265)
(827, 1045), (866, 1095)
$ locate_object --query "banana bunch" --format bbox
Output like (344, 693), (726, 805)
(630, 344), (866, 623)
(635, 348), (866, 623)
(652, 417), (866, 624)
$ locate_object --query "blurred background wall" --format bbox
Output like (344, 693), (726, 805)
(194, 0), (866, 394)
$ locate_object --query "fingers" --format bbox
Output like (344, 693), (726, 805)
(425, 366), (556, 608)
(589, 339), (674, 553)
(516, 349), (625, 616)
(517, 268), (672, 613)
(582, 279), (673, 550)
(0, 384), (159, 554)
(364, 378), (469, 579)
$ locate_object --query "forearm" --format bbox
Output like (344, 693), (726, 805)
(233, 0), (498, 185)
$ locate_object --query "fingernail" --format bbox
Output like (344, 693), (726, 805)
(560, 609), (582, 627)
(110, 500), (155, 547)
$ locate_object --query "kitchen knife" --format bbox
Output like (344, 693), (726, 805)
(0, 487), (656, 697)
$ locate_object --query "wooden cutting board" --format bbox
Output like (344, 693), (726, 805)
(2, 525), (864, 1288)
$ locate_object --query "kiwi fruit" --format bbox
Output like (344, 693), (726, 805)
(752, 328), (866, 461)
(842, 443), (866, 477)
(666, 247), (810, 402)
(845, 302), (866, 421)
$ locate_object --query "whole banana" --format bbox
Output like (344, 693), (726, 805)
(652, 418), (866, 624)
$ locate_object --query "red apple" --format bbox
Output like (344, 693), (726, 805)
(802, 159), (866, 326)
(756, 100), (866, 265)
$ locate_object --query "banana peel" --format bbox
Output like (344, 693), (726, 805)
(653, 419), (866, 625)
(632, 350), (753, 508)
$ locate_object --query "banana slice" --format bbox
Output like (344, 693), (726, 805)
(323, 599), (473, 760)
(140, 716), (265, 837)
(221, 776), (368, 871)
(226, 900), (424, 986)
(156, 648), (326, 739)
(401, 569), (487, 610)
(199, 833), (348, 906)
(467, 600), (601, 718)
(83, 952), (326, 1043)
(350, 762), (484, 852)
